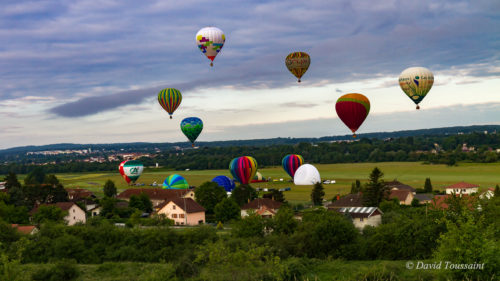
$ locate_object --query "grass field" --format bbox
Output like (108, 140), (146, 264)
(9, 162), (500, 204)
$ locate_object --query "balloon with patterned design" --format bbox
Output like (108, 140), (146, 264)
(158, 88), (182, 119)
(180, 117), (203, 147)
(335, 93), (370, 138)
(282, 154), (304, 179)
(229, 156), (258, 185)
(285, 52), (310, 82)
(163, 174), (189, 189)
(196, 27), (225, 67)
(118, 160), (144, 184)
(399, 67), (434, 110)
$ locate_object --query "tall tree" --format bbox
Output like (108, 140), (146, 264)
(424, 178), (433, 193)
(272, 205), (297, 235)
(3, 172), (21, 189)
(231, 184), (257, 207)
(103, 180), (117, 198)
(495, 185), (499, 197)
(350, 180), (362, 194)
(32, 205), (67, 224)
(214, 198), (240, 223)
(363, 167), (388, 207)
(311, 182), (325, 206)
(194, 181), (227, 214)
(24, 167), (46, 185)
(271, 190), (285, 203)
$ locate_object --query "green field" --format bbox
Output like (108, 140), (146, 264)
(10, 162), (500, 204)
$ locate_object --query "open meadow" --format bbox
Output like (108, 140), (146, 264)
(10, 162), (500, 204)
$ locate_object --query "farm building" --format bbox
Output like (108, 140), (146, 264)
(336, 207), (383, 230)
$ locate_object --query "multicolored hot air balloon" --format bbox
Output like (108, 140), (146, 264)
(158, 88), (182, 119)
(399, 67), (434, 110)
(118, 160), (144, 184)
(163, 174), (189, 189)
(196, 27), (225, 67)
(180, 117), (203, 147)
(229, 156), (258, 185)
(212, 175), (235, 192)
(335, 93), (370, 138)
(285, 52), (310, 82)
(282, 154), (304, 179)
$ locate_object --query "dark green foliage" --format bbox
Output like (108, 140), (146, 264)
(3, 172), (20, 189)
(31, 260), (80, 281)
(495, 184), (500, 197)
(24, 167), (46, 185)
(128, 193), (152, 213)
(231, 184), (257, 207)
(232, 211), (265, 238)
(194, 181), (227, 214)
(103, 180), (117, 198)
(411, 198), (420, 207)
(32, 205), (67, 224)
(271, 206), (297, 235)
(0, 219), (20, 243)
(311, 182), (325, 205)
(424, 177), (433, 193)
(271, 190), (285, 202)
(363, 167), (389, 207)
(214, 198), (240, 223)
(350, 179), (362, 194)
(0, 201), (28, 224)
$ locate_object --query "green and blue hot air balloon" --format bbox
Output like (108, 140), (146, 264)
(180, 117), (203, 147)
(163, 174), (189, 189)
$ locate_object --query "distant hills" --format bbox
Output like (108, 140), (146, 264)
(1, 124), (499, 156)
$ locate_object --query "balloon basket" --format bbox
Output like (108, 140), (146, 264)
(298, 79), (301, 83)
(210, 62), (213, 67)
(352, 134), (357, 138)
(170, 116), (172, 119)
(416, 105), (420, 110)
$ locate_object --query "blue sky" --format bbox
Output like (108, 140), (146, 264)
(1, 0), (499, 149)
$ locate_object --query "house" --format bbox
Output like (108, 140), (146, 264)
(30, 202), (86, 225)
(88, 205), (102, 217)
(11, 224), (38, 235)
(445, 182), (479, 195)
(414, 193), (433, 204)
(65, 188), (96, 201)
(386, 180), (416, 194)
(431, 194), (476, 210)
(241, 198), (282, 218)
(337, 207), (383, 230)
(327, 193), (363, 209)
(389, 190), (414, 205)
(117, 188), (195, 207)
(156, 198), (205, 225)
(0, 182), (5, 190)
(479, 188), (495, 199)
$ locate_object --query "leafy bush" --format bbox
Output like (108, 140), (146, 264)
(31, 260), (80, 281)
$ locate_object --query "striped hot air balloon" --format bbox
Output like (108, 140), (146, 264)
(229, 156), (258, 185)
(158, 88), (182, 119)
(196, 27), (225, 67)
(335, 93), (370, 138)
(163, 174), (189, 189)
(399, 67), (434, 110)
(282, 154), (304, 179)
(285, 52), (310, 83)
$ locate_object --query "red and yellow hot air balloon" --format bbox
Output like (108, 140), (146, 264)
(285, 52), (310, 83)
(158, 88), (182, 119)
(229, 156), (258, 185)
(335, 93), (370, 138)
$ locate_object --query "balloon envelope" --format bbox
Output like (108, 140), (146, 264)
(212, 175), (235, 192)
(158, 88), (182, 119)
(285, 52), (310, 82)
(293, 164), (321, 185)
(335, 93), (370, 137)
(196, 27), (225, 66)
(163, 174), (189, 189)
(282, 154), (304, 179)
(399, 67), (434, 109)
(118, 160), (144, 184)
(229, 156), (258, 185)
(180, 117), (203, 146)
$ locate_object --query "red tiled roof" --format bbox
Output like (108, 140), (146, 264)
(65, 188), (94, 200)
(30, 202), (79, 215)
(389, 190), (412, 201)
(117, 188), (192, 201)
(241, 198), (282, 210)
(431, 194), (474, 210)
(329, 193), (363, 208)
(11, 224), (37, 235)
(445, 182), (479, 189)
(163, 198), (205, 213)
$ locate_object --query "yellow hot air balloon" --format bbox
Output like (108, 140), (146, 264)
(285, 52), (310, 82)
(399, 67), (434, 109)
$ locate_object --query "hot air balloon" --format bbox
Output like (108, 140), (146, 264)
(293, 164), (321, 185)
(285, 52), (310, 82)
(158, 88), (182, 119)
(163, 174), (189, 189)
(229, 156), (258, 185)
(212, 175), (235, 192)
(118, 160), (144, 184)
(196, 27), (225, 67)
(180, 117), (203, 147)
(335, 93), (370, 138)
(282, 154), (304, 179)
(399, 67), (434, 110)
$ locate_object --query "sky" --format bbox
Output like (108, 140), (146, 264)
(1, 0), (499, 149)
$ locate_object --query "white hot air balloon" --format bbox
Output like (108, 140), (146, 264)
(196, 27), (225, 67)
(293, 164), (321, 185)
(398, 67), (434, 109)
